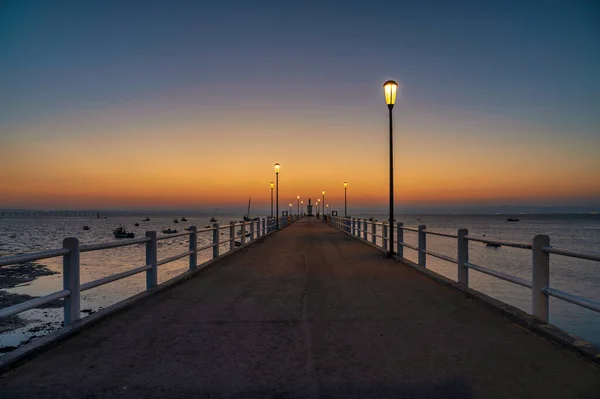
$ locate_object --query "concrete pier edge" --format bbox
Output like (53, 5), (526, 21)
(0, 228), (281, 373)
(332, 223), (600, 365)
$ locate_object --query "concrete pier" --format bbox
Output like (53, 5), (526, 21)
(1, 218), (599, 398)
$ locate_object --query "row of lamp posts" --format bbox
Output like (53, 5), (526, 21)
(267, 79), (398, 252)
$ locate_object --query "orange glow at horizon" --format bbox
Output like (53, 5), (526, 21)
(1, 109), (599, 210)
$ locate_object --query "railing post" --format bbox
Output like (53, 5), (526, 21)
(256, 219), (261, 238)
(363, 220), (367, 240)
(229, 222), (235, 251)
(189, 226), (197, 270)
(241, 222), (246, 245)
(532, 234), (550, 322)
(352, 218), (356, 235)
(145, 231), (157, 290)
(250, 220), (255, 241)
(63, 237), (80, 325)
(382, 223), (388, 251)
(212, 223), (220, 258)
(457, 229), (468, 287)
(371, 222), (376, 245)
(418, 225), (426, 267)
(262, 218), (266, 235)
(396, 222), (403, 258)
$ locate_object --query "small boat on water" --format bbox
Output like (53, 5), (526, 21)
(210, 217), (217, 223)
(173, 219), (179, 223)
(143, 217), (150, 221)
(204, 224), (211, 228)
(181, 217), (188, 222)
(485, 242), (501, 248)
(162, 228), (178, 234)
(113, 227), (134, 239)
(506, 217), (519, 222)
(134, 223), (139, 226)
(83, 226), (90, 230)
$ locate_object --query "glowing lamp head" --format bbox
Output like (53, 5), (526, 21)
(344, 182), (348, 188)
(270, 182), (274, 189)
(297, 195), (300, 200)
(274, 163), (280, 173)
(322, 190), (325, 195)
(383, 80), (398, 106)
(301, 201), (303, 204)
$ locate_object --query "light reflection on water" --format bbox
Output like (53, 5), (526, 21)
(1, 214), (599, 350)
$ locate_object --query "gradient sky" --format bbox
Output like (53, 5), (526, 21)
(1, 0), (599, 212)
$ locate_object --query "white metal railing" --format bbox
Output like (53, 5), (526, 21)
(329, 215), (600, 323)
(0, 214), (300, 326)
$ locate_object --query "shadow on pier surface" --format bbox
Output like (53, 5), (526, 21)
(1, 218), (599, 398)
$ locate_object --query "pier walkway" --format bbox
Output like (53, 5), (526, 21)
(1, 218), (599, 398)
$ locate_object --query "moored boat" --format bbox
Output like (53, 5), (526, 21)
(162, 228), (178, 234)
(506, 217), (519, 222)
(113, 227), (134, 239)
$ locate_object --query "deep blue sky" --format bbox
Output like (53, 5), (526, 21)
(1, 1), (599, 211)
(2, 1), (598, 128)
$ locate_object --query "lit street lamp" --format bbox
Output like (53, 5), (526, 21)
(301, 200), (304, 215)
(270, 182), (274, 217)
(322, 190), (325, 219)
(326, 204), (329, 216)
(383, 79), (398, 257)
(275, 163), (280, 229)
(297, 195), (300, 218)
(344, 182), (348, 217)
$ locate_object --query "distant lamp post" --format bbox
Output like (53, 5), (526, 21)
(275, 163), (280, 229)
(270, 182), (274, 217)
(297, 195), (300, 218)
(301, 200), (304, 215)
(326, 204), (330, 216)
(383, 79), (398, 257)
(344, 182), (348, 217)
(322, 190), (325, 219)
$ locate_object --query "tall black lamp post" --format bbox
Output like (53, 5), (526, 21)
(297, 195), (300, 219)
(321, 190), (325, 220)
(275, 163), (280, 229)
(344, 182), (348, 217)
(383, 80), (398, 257)
(270, 182), (274, 217)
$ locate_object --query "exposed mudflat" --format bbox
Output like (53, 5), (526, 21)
(0, 262), (60, 351)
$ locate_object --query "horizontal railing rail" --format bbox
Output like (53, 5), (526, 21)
(0, 214), (302, 329)
(0, 248), (70, 267)
(329, 215), (600, 327)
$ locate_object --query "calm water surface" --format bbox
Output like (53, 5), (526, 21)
(1, 214), (599, 350)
